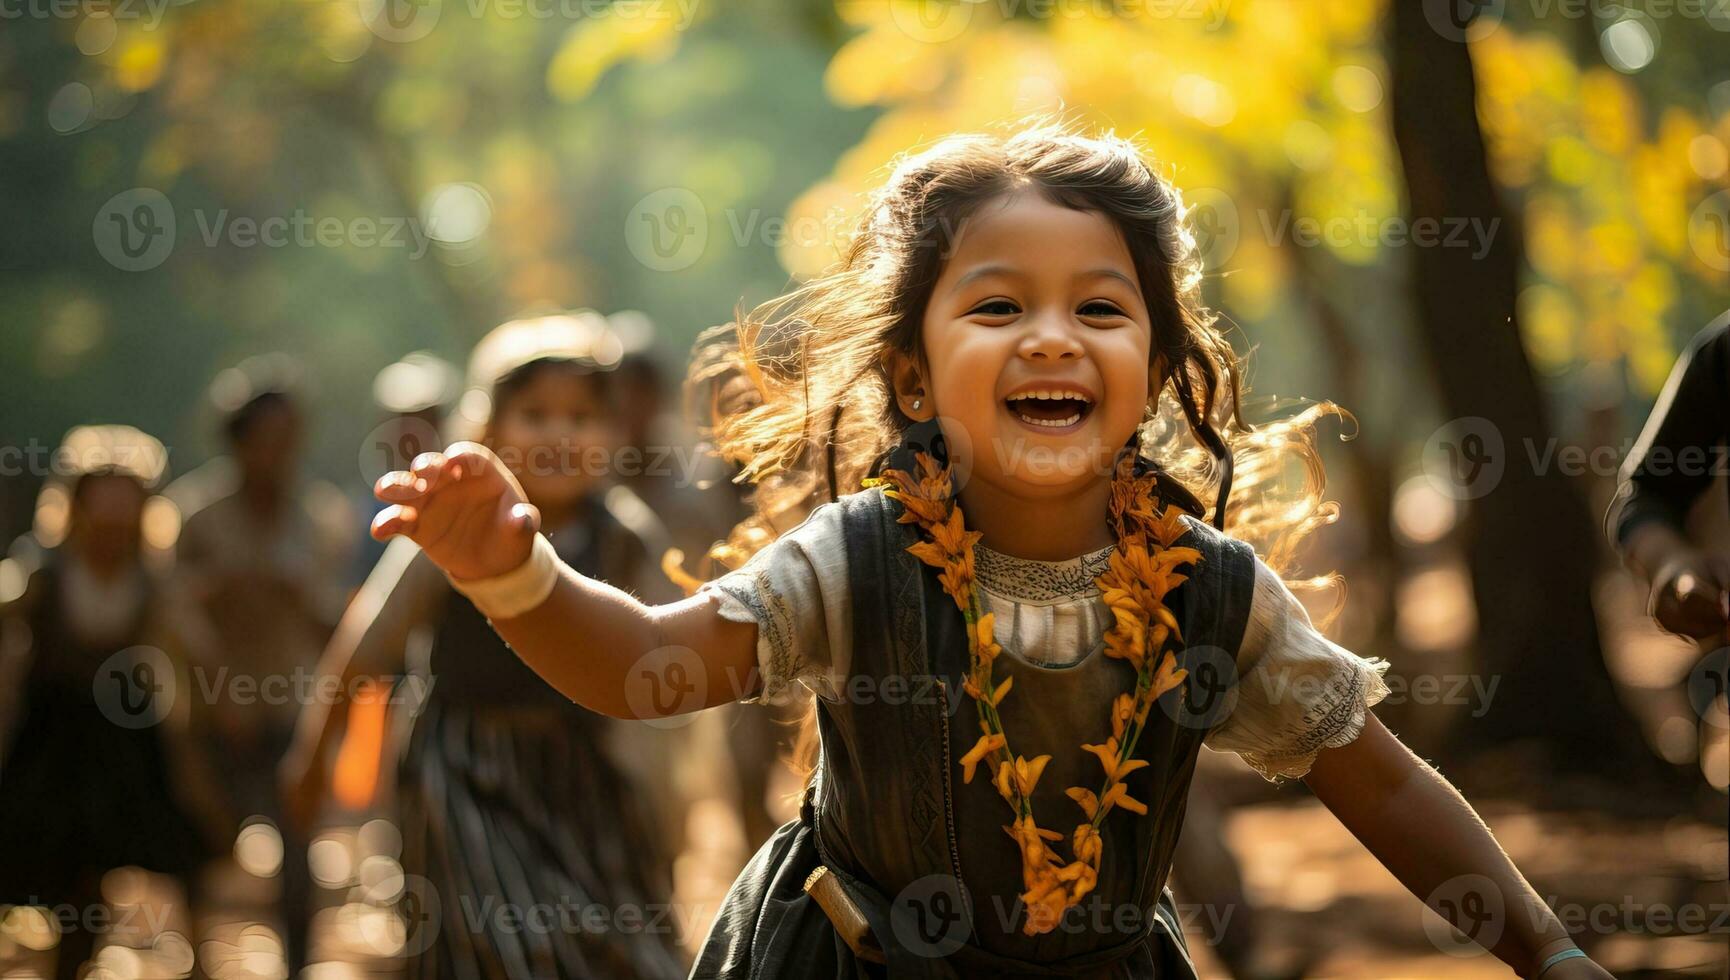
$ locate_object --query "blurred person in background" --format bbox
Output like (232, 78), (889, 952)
(0, 425), (229, 980)
(1607, 309), (1730, 791)
(351, 351), (463, 587)
(168, 354), (355, 976)
(279, 313), (688, 979)
(617, 331), (780, 852)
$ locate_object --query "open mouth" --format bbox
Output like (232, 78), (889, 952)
(1004, 389), (1095, 429)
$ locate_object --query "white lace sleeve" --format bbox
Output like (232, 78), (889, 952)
(695, 502), (851, 705)
(1203, 558), (1391, 781)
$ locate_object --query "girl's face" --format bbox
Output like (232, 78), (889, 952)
(900, 191), (1153, 495)
(486, 364), (615, 511)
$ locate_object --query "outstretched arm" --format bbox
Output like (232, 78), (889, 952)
(370, 443), (760, 719)
(1304, 716), (1612, 979)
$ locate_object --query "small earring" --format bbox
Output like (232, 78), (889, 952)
(911, 398), (923, 412)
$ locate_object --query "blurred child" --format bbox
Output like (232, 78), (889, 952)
(280, 315), (688, 979)
(0, 426), (226, 980)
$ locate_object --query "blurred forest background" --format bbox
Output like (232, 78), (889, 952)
(1, 0), (1728, 977)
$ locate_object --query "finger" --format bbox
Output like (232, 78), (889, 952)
(371, 504), (419, 541)
(509, 502), (541, 535)
(443, 442), (494, 483)
(410, 451), (448, 484)
(1674, 571), (1708, 601)
(374, 469), (429, 503)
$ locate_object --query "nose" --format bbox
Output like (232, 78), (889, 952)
(1017, 311), (1083, 361)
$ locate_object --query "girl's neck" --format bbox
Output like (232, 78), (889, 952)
(956, 474), (1115, 562)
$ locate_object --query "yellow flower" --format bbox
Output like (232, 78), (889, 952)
(1109, 693), (1135, 741)
(1065, 786), (1099, 821)
(1150, 652), (1188, 701)
(1020, 877), (1069, 936)
(1100, 782), (1148, 816)
(1011, 754), (1051, 797)
(960, 732), (1005, 783)
(973, 613), (1003, 661)
(1072, 824), (1102, 866)
(994, 760), (1016, 803)
(1083, 738), (1150, 783)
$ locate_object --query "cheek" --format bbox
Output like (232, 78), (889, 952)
(926, 330), (1009, 405)
(1099, 334), (1152, 418)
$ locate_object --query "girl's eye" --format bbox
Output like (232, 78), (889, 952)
(1079, 300), (1127, 318)
(968, 299), (1021, 317)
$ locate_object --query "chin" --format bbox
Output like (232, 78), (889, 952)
(985, 423), (1118, 487)
(521, 475), (592, 510)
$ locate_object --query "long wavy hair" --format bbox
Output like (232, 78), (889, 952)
(689, 118), (1344, 582)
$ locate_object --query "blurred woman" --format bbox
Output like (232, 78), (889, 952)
(280, 315), (689, 980)
(0, 425), (226, 980)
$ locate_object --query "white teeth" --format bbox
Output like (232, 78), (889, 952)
(1014, 412), (1082, 428)
(1005, 389), (1092, 404)
(1004, 389), (1089, 429)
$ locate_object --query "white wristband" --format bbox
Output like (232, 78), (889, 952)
(447, 533), (560, 620)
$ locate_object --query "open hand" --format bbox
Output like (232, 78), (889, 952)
(371, 442), (539, 581)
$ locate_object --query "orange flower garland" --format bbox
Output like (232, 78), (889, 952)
(867, 450), (1201, 936)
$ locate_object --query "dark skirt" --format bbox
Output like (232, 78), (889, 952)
(0, 689), (209, 898)
(689, 798), (1200, 980)
(397, 700), (689, 980)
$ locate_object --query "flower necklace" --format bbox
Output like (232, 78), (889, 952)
(868, 450), (1201, 936)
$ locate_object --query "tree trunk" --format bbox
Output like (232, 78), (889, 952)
(1385, 4), (1652, 775)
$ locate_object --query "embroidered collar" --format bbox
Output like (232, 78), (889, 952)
(973, 541), (1115, 604)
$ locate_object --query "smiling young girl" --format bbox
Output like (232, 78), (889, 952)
(370, 123), (1612, 978)
(282, 316), (689, 979)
